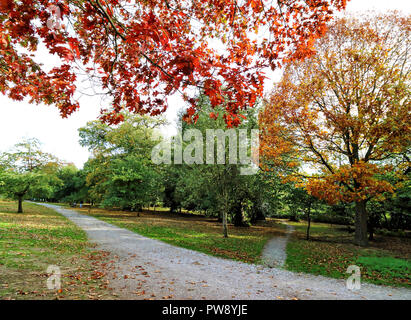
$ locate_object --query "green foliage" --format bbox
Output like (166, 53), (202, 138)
(163, 97), (267, 227)
(0, 171), (56, 200)
(0, 138), (63, 212)
(79, 113), (165, 210)
(1, 138), (57, 173)
(100, 154), (161, 210)
(51, 165), (88, 203)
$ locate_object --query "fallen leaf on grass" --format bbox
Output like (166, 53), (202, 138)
(133, 290), (145, 296)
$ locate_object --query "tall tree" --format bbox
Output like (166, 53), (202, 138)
(51, 164), (89, 203)
(168, 95), (263, 236)
(0, 138), (61, 212)
(260, 13), (411, 246)
(79, 113), (165, 210)
(0, 0), (347, 124)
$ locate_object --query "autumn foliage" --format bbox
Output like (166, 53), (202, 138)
(260, 13), (411, 246)
(1, 0), (347, 125)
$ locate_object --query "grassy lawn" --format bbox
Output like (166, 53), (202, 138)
(71, 206), (287, 264)
(0, 200), (116, 300)
(285, 221), (411, 288)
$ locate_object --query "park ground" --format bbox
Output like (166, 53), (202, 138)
(0, 200), (117, 299)
(73, 205), (411, 288)
(0, 200), (410, 299)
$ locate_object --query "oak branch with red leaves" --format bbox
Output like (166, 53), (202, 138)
(260, 13), (411, 246)
(0, 0), (347, 125)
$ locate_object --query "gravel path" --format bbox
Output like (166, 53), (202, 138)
(39, 203), (411, 300)
(261, 224), (295, 268)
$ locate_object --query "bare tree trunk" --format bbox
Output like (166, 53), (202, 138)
(368, 226), (374, 241)
(222, 190), (228, 238)
(233, 202), (247, 227)
(355, 200), (368, 246)
(222, 209), (228, 238)
(18, 196), (23, 213)
(289, 210), (299, 222)
(306, 202), (312, 241)
(368, 213), (375, 241)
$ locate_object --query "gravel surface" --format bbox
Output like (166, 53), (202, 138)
(261, 224), (295, 268)
(39, 203), (411, 300)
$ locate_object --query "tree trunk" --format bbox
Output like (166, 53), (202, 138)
(289, 210), (299, 222)
(368, 226), (374, 241)
(217, 214), (222, 223)
(306, 202), (312, 241)
(233, 202), (246, 227)
(250, 205), (265, 224)
(222, 192), (228, 238)
(355, 200), (368, 246)
(18, 196), (23, 213)
(222, 209), (228, 238)
(255, 209), (266, 221)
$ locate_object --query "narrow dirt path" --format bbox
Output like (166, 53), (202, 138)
(261, 224), (295, 268)
(38, 203), (411, 300)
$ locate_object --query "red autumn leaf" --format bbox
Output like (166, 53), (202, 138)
(0, 0), (348, 126)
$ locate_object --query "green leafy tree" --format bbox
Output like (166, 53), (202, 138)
(51, 164), (89, 203)
(167, 95), (265, 237)
(79, 113), (165, 211)
(0, 138), (61, 213)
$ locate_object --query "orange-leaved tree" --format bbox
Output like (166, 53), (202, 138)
(260, 12), (411, 246)
(0, 0), (347, 126)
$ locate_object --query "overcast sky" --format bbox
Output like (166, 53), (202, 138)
(0, 0), (410, 168)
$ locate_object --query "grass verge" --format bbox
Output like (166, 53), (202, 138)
(0, 200), (116, 300)
(285, 221), (411, 288)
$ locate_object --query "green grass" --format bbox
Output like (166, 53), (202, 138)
(356, 256), (410, 282)
(0, 200), (116, 300)
(285, 220), (411, 288)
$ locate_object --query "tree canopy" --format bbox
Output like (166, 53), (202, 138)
(260, 12), (411, 246)
(0, 0), (347, 125)
(79, 113), (165, 211)
(0, 138), (62, 212)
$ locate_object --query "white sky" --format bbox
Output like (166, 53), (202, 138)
(0, 0), (410, 168)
